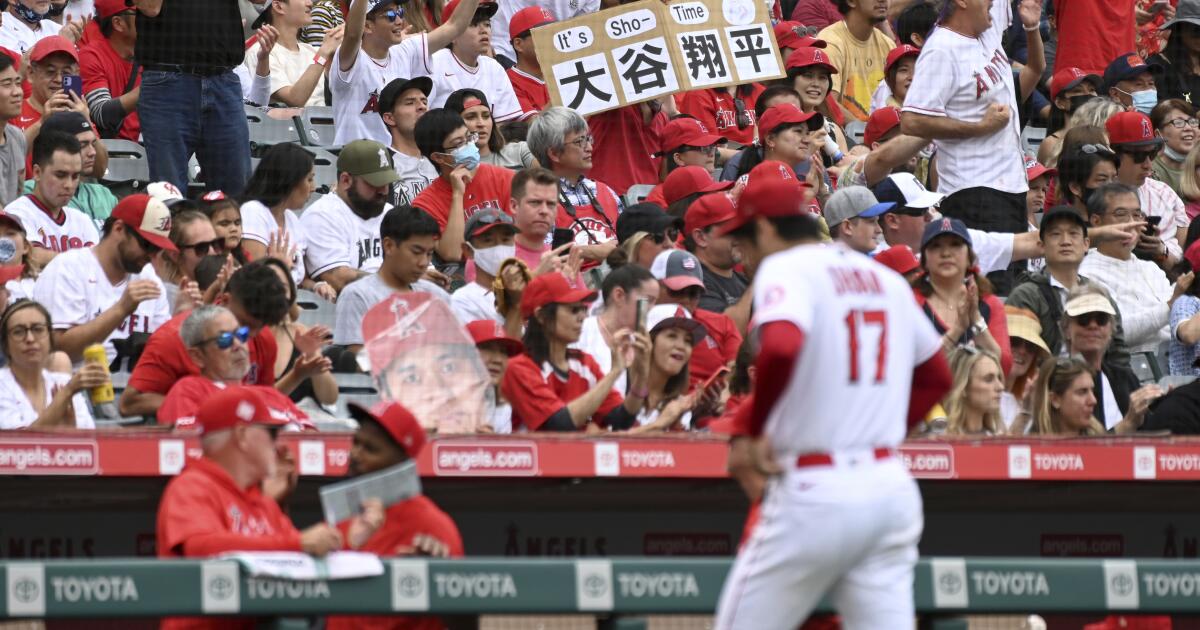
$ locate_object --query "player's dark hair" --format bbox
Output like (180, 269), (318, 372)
(600, 263), (655, 302)
(381, 206), (441, 244)
(31, 130), (81, 168)
(1058, 146), (1120, 205)
(769, 214), (823, 242)
(0, 299), (53, 358)
(896, 1), (936, 46)
(242, 143), (315, 210)
(225, 260), (291, 327)
(0, 53), (14, 75)
(415, 108), (467, 160)
(754, 86), (801, 119)
(512, 167), (558, 201)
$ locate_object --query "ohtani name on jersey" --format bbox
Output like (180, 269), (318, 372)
(974, 49), (1012, 100)
(829, 267), (883, 296)
(356, 237), (382, 268)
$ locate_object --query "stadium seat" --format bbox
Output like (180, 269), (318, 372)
(332, 372), (380, 418)
(100, 139), (150, 197)
(1131, 352), (1162, 385)
(625, 184), (655, 207)
(296, 288), (336, 329)
(246, 105), (302, 156)
(845, 120), (867, 147)
(1022, 125), (1047, 157)
(296, 106), (337, 149)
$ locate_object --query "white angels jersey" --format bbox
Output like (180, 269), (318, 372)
(752, 244), (941, 454)
(4, 195), (100, 254)
(299, 192), (388, 280)
(330, 34), (431, 146)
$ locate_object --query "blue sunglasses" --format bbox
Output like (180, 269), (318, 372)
(199, 326), (251, 350)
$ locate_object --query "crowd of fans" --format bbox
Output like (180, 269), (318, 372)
(1, 0), (1200, 442)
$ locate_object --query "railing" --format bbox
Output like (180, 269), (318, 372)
(0, 557), (1195, 618)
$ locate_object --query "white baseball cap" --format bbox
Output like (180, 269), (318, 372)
(871, 173), (945, 212)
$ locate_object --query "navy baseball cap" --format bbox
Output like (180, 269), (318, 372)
(921, 217), (972, 251)
(1038, 206), (1089, 238)
(1103, 52), (1161, 90)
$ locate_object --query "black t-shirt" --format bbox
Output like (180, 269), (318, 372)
(136, 0), (244, 70)
(698, 262), (747, 314)
(1141, 380), (1200, 435)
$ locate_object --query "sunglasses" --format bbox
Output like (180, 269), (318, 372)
(733, 97), (751, 130)
(790, 25), (820, 37)
(197, 325), (251, 350)
(1073, 312), (1111, 327)
(376, 7), (405, 21)
(681, 144), (718, 156)
(1122, 149), (1160, 163)
(1077, 143), (1115, 156)
(648, 227), (680, 245)
(181, 237), (227, 257)
(130, 229), (162, 254)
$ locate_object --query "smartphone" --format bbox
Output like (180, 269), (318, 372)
(551, 228), (575, 250)
(61, 75), (82, 98)
(1145, 215), (1162, 236)
(700, 366), (731, 395)
(635, 296), (650, 332)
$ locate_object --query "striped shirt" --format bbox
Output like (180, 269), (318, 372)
(299, 0), (344, 46)
(1079, 249), (1172, 354)
(1139, 177), (1190, 260)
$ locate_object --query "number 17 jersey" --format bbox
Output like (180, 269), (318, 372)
(752, 244), (941, 454)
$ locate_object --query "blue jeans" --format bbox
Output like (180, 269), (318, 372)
(138, 70), (251, 195)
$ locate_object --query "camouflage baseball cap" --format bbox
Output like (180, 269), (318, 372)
(337, 140), (401, 188)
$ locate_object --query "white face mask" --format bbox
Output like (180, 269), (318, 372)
(470, 243), (516, 276)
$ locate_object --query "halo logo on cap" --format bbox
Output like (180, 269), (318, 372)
(941, 218), (952, 231)
(236, 401), (255, 421)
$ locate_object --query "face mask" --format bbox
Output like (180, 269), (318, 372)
(1165, 145), (1188, 162)
(451, 141), (481, 171)
(14, 2), (47, 22)
(1131, 89), (1158, 115)
(1067, 94), (1096, 112)
(469, 243), (515, 276)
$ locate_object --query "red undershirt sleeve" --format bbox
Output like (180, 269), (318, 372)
(747, 321), (805, 437)
(908, 351), (953, 430)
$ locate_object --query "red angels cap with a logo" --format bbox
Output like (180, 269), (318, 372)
(194, 386), (288, 435)
(111, 194), (177, 252)
(1105, 111), (1165, 148)
(1049, 67), (1101, 102)
(466, 319), (523, 356)
(658, 117), (725, 154)
(885, 44), (920, 74)
(662, 166), (733, 205)
(757, 103), (822, 144)
(864, 106), (902, 147)
(785, 47), (838, 74)
(520, 272), (598, 319)
(684, 192), (738, 235)
(717, 161), (812, 235)
(509, 6), (555, 39)
(348, 401), (428, 458)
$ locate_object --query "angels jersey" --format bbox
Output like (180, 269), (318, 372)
(5, 195), (100, 254)
(330, 33), (431, 146)
(752, 244), (940, 453)
(299, 192), (388, 280)
(240, 200), (307, 287)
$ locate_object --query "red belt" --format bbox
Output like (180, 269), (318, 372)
(795, 448), (894, 468)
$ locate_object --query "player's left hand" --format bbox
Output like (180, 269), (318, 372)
(347, 498), (385, 549)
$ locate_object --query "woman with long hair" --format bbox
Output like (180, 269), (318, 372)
(912, 218), (1011, 374)
(444, 88), (535, 170)
(1151, 99), (1198, 196)
(626, 305), (706, 433)
(156, 210), (222, 312)
(501, 272), (651, 432)
(261, 258), (337, 406)
(940, 348), (1005, 436)
(0, 300), (106, 429)
(783, 47), (849, 168)
(1002, 307), (1052, 433)
(240, 143), (315, 288)
(1029, 356), (1106, 436)
(735, 103), (825, 190)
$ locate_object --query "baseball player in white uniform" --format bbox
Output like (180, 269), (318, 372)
(714, 165), (953, 629)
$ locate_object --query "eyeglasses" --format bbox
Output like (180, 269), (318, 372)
(733, 97), (751, 130)
(1077, 143), (1115, 156)
(1108, 208), (1146, 222)
(1165, 117), (1200, 129)
(196, 326), (251, 350)
(7, 323), (48, 340)
(681, 144), (718, 156)
(790, 25), (820, 37)
(566, 134), (595, 149)
(1122, 148), (1160, 163)
(443, 131), (480, 151)
(649, 227), (680, 245)
(181, 237), (227, 257)
(130, 229), (162, 254)
(1073, 312), (1112, 327)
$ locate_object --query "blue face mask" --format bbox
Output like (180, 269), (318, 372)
(451, 141), (480, 171)
(1131, 89), (1158, 115)
(14, 1), (47, 23)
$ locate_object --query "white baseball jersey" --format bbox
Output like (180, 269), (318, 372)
(902, 0), (1027, 196)
(33, 250), (171, 365)
(427, 49), (523, 122)
(0, 368), (93, 429)
(330, 34), (431, 146)
(299, 192), (388, 280)
(239, 200), (308, 287)
(752, 244), (941, 453)
(0, 17), (60, 56)
(4, 195), (100, 255)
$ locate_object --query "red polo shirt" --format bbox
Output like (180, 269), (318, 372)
(679, 85), (765, 147)
(79, 33), (141, 142)
(506, 67), (548, 120)
(501, 351), (624, 431)
(411, 164), (514, 232)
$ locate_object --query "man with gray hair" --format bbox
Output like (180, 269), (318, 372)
(157, 304), (319, 428)
(825, 186), (894, 255)
(527, 106), (624, 265)
(1080, 182), (1193, 355)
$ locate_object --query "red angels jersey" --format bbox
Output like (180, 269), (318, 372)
(752, 244), (940, 453)
(411, 164), (514, 232)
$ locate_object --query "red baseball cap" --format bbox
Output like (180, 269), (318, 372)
(349, 401), (427, 458)
(111, 194), (178, 252)
(1105, 111), (1164, 148)
(519, 272), (597, 319)
(0, 212), (24, 234)
(885, 44), (920, 74)
(194, 386), (289, 435)
(30, 36), (77, 64)
(1049, 66), (1100, 102)
(785, 47), (838, 74)
(1025, 157), (1057, 182)
(773, 21), (826, 50)
(0, 47), (19, 71)
(685, 192), (737, 235)
(658, 117), (724, 155)
(874, 245), (920, 275)
(466, 319), (523, 356)
(509, 6), (555, 39)
(95, 0), (133, 19)
(757, 103), (821, 143)
(442, 0), (497, 25)
(864, 106), (902, 147)
(663, 166), (733, 206)
(718, 161), (812, 235)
